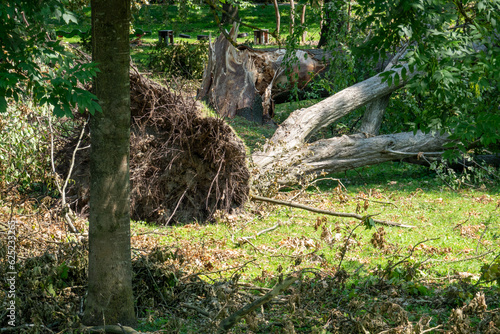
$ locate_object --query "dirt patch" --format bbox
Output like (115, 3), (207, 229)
(58, 72), (250, 224)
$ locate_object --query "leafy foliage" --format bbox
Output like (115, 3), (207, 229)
(0, 1), (100, 117)
(0, 104), (49, 190)
(144, 40), (208, 79)
(353, 0), (500, 155)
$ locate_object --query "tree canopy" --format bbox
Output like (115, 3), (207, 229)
(325, 0), (500, 157)
(0, 0), (101, 117)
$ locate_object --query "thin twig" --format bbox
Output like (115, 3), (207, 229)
(238, 238), (263, 254)
(48, 113), (79, 233)
(240, 223), (281, 242)
(427, 250), (494, 264)
(182, 259), (257, 281)
(355, 196), (398, 208)
(164, 188), (188, 225)
(382, 238), (439, 280)
(180, 303), (211, 318)
(337, 221), (364, 272)
(476, 225), (489, 255)
(474, 251), (500, 287)
(289, 177), (345, 202)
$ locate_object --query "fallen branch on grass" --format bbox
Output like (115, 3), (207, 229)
(235, 223), (281, 253)
(81, 325), (140, 334)
(239, 223), (281, 242)
(217, 271), (301, 333)
(250, 195), (415, 228)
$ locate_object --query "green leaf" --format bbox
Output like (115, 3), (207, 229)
(394, 73), (400, 87)
(364, 217), (376, 229)
(0, 96), (6, 113)
(62, 12), (77, 24)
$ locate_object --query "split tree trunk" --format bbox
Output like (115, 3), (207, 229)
(251, 65), (451, 183)
(198, 31), (325, 123)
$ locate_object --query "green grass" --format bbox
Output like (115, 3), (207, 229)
(127, 158), (499, 331)
(55, 3), (321, 47)
(129, 158), (500, 284)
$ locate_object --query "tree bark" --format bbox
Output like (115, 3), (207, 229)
(358, 93), (391, 135)
(198, 27), (264, 122)
(198, 32), (325, 123)
(317, 0), (332, 48)
(289, 0), (295, 35)
(259, 131), (449, 182)
(84, 0), (135, 327)
(273, 0), (281, 35)
(221, 2), (239, 24)
(301, 5), (307, 44)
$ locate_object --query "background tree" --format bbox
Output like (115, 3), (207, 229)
(0, 0), (100, 116)
(272, 0), (280, 35)
(83, 0), (136, 326)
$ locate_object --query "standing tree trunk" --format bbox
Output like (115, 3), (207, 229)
(83, 0), (135, 327)
(273, 0), (281, 35)
(222, 2), (239, 24)
(301, 5), (307, 44)
(289, 0), (295, 35)
(317, 0), (332, 48)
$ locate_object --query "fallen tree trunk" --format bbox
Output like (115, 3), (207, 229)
(252, 65), (423, 174)
(254, 131), (449, 183)
(249, 61), (459, 183)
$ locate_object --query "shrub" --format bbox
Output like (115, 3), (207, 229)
(0, 103), (53, 193)
(145, 40), (208, 80)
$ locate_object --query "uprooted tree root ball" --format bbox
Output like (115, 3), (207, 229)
(58, 72), (250, 224)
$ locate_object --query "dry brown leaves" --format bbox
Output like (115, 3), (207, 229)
(413, 243), (452, 255)
(456, 223), (486, 239)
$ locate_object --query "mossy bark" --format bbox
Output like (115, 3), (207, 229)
(83, 0), (135, 326)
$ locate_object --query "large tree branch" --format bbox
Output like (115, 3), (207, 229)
(253, 131), (450, 183)
(251, 195), (415, 228)
(358, 43), (409, 136)
(253, 65), (418, 170)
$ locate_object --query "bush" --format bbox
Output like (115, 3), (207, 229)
(0, 103), (53, 193)
(145, 40), (208, 80)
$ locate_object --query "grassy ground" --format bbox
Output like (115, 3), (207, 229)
(2, 100), (499, 333)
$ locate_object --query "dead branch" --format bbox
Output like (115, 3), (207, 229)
(237, 237), (263, 254)
(355, 196), (398, 208)
(240, 223), (281, 242)
(217, 272), (301, 333)
(181, 303), (211, 318)
(49, 112), (83, 233)
(250, 195), (415, 228)
(81, 325), (140, 334)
